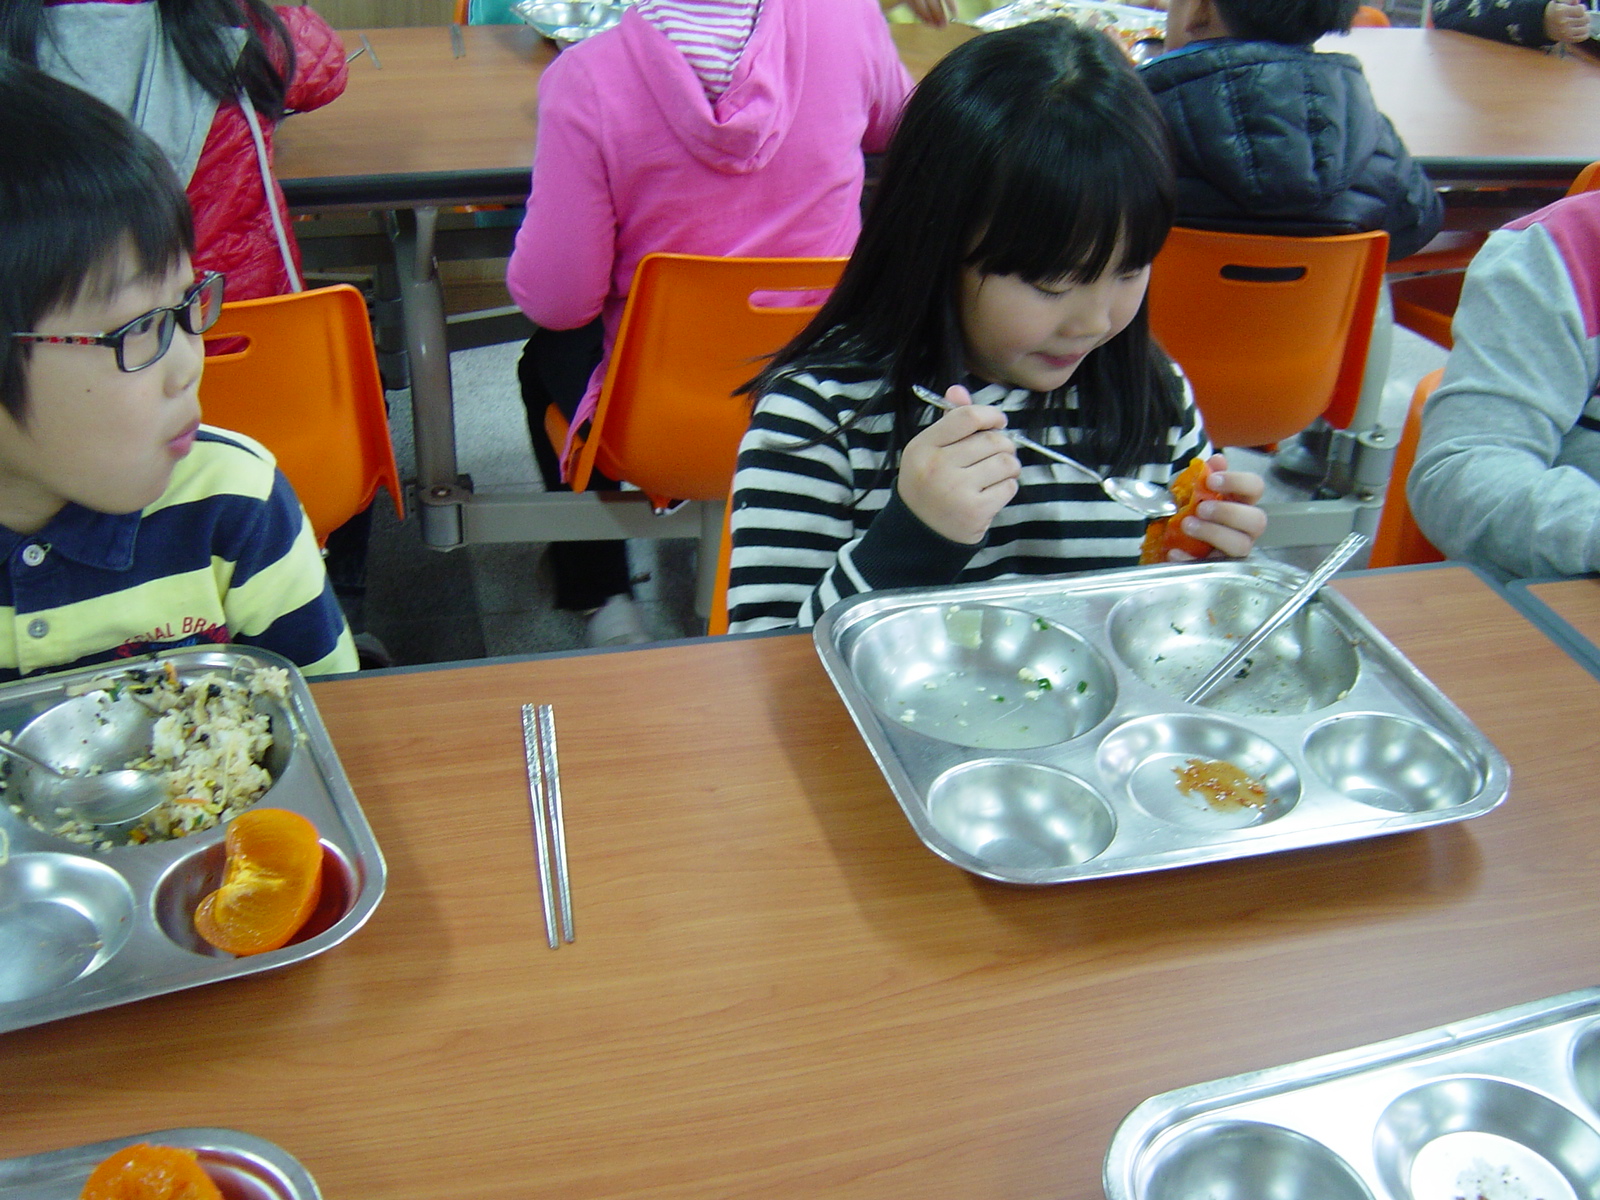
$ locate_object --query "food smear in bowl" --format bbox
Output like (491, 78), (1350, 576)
(1173, 756), (1269, 812)
(5, 661), (289, 849)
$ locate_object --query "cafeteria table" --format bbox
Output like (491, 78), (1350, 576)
(1504, 575), (1600, 682)
(275, 25), (1600, 556)
(6, 563), (1600, 1198)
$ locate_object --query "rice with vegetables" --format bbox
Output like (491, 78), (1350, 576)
(6, 661), (289, 849)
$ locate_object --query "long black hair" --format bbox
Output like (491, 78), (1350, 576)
(0, 61), (194, 419)
(1, 0), (295, 120)
(746, 19), (1183, 476)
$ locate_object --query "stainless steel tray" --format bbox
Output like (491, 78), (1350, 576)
(813, 560), (1509, 884)
(0, 647), (385, 1035)
(1104, 987), (1600, 1200)
(0, 1127), (321, 1199)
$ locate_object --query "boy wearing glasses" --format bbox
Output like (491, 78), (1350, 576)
(0, 63), (356, 680)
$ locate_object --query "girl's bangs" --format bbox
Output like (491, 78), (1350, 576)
(966, 113), (1172, 285)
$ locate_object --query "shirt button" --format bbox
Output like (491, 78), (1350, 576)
(26, 619), (47, 639)
(20, 544), (46, 567)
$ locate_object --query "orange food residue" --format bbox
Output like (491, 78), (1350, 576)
(194, 807), (323, 956)
(80, 1144), (223, 1200)
(1140, 457), (1222, 564)
(1173, 757), (1270, 812)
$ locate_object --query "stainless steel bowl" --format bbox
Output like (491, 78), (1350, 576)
(512, 0), (627, 45)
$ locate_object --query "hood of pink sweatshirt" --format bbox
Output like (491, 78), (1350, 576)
(618, 0), (804, 175)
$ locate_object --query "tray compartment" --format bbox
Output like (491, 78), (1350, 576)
(1140, 1120), (1376, 1200)
(1303, 713), (1485, 814)
(1096, 713), (1300, 831)
(814, 560), (1510, 884)
(1374, 1078), (1600, 1200)
(846, 602), (1117, 750)
(927, 760), (1116, 870)
(0, 1127), (322, 1199)
(0, 646), (384, 1034)
(1105, 988), (1600, 1200)
(1107, 575), (1359, 715)
(0, 852), (134, 1003)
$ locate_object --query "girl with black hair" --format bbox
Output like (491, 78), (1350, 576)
(726, 19), (1267, 632)
(3, 0), (347, 300)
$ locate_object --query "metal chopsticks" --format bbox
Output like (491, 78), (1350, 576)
(521, 703), (574, 948)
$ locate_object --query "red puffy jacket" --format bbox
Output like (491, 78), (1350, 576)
(48, 1), (348, 300)
(189, 6), (348, 299)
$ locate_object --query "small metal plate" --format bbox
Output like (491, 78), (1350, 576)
(1105, 987), (1600, 1200)
(511, 0), (627, 45)
(0, 647), (385, 1035)
(813, 560), (1509, 884)
(0, 1127), (321, 1199)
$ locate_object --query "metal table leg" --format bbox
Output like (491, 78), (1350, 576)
(387, 206), (467, 548)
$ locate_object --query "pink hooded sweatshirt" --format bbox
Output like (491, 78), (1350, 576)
(505, 0), (913, 467)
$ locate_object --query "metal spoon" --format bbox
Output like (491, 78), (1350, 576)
(913, 386), (1178, 519)
(1184, 532), (1369, 706)
(0, 740), (166, 826)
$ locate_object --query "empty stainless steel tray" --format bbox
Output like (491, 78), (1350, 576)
(1105, 987), (1600, 1200)
(0, 1126), (321, 1199)
(813, 560), (1509, 884)
(0, 646), (385, 1035)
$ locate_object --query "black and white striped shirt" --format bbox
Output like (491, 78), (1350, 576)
(728, 367), (1208, 631)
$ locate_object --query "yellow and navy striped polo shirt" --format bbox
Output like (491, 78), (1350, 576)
(0, 427), (357, 681)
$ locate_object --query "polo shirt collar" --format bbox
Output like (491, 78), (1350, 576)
(0, 504), (140, 571)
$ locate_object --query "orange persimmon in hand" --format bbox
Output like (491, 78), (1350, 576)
(81, 1144), (223, 1200)
(1139, 457), (1221, 563)
(194, 807), (324, 956)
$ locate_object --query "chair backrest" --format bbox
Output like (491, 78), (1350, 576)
(1368, 367), (1445, 568)
(1570, 160), (1600, 196)
(1147, 227), (1390, 448)
(199, 284), (404, 545)
(568, 253), (848, 503)
(1352, 5), (1391, 24)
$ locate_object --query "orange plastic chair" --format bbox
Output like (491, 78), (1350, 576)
(544, 253), (847, 508)
(1146, 227), (1390, 447)
(199, 284), (404, 545)
(1351, 5), (1391, 24)
(454, 0), (468, 19)
(1390, 161), (1600, 350)
(1368, 368), (1446, 568)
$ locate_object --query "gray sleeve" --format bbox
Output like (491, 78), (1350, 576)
(1407, 223), (1600, 578)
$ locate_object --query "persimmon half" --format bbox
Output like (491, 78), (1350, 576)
(80, 1143), (223, 1200)
(194, 807), (324, 956)
(1139, 456), (1222, 564)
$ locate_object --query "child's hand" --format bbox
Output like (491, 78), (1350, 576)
(1544, 0), (1592, 43)
(1164, 454), (1267, 561)
(898, 385), (1021, 544)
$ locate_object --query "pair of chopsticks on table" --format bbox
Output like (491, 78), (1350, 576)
(522, 703), (574, 948)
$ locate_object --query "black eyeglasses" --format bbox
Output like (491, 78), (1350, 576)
(9, 272), (226, 373)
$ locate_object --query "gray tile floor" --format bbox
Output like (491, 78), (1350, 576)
(357, 328), (1448, 668)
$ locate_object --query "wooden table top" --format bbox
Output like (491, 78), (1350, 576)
(1527, 576), (1600, 639)
(1328, 27), (1600, 179)
(277, 24), (1599, 209)
(5, 565), (1600, 1197)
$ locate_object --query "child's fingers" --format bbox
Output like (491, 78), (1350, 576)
(924, 401), (1008, 449)
(1177, 499), (1268, 559)
(1205, 468), (1265, 505)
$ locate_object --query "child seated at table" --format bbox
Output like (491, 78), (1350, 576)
(0, 62), (357, 680)
(1407, 189), (1600, 579)
(2, 0), (348, 301)
(1430, 0), (1595, 51)
(725, 21), (1267, 632)
(1140, 0), (1442, 260)
(506, 0), (914, 646)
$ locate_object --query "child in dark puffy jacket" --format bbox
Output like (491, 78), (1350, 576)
(3, 0), (347, 301)
(1140, 0), (1443, 261)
